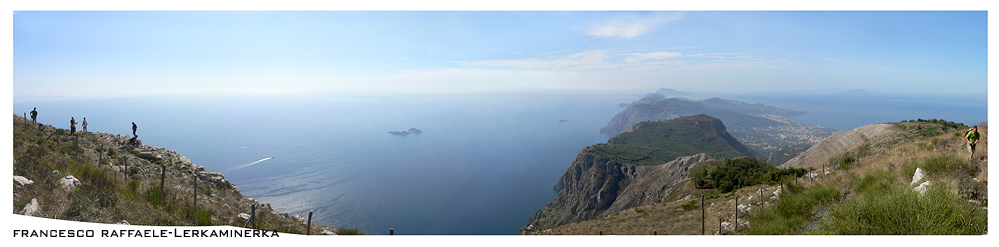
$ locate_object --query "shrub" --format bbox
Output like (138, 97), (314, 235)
(681, 200), (699, 211)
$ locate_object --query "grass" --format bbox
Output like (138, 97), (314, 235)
(903, 153), (978, 180)
(743, 183), (839, 235)
(819, 181), (986, 234)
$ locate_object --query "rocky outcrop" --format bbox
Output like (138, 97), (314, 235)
(14, 175), (34, 190)
(778, 123), (899, 169)
(911, 167), (927, 186)
(522, 152), (715, 233)
(20, 198), (41, 216)
(59, 176), (81, 190)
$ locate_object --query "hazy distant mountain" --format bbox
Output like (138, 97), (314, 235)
(655, 88), (692, 97)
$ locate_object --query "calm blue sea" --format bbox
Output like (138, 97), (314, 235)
(12, 93), (986, 234)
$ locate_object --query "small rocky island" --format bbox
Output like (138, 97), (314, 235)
(389, 128), (423, 136)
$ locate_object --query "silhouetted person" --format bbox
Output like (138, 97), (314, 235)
(70, 117), (77, 135)
(132, 122), (137, 136)
(966, 126), (980, 162)
(82, 117), (88, 133)
(30, 108), (37, 125)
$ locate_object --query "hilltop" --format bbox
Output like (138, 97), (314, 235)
(521, 115), (759, 233)
(601, 96), (834, 163)
(11, 115), (357, 235)
(529, 120), (987, 235)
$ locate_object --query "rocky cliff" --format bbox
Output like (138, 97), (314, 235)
(521, 152), (714, 234)
(522, 115), (761, 234)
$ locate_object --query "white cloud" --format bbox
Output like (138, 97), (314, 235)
(585, 13), (684, 39)
(625, 52), (684, 63)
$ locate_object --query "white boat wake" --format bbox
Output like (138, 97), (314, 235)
(234, 156), (273, 170)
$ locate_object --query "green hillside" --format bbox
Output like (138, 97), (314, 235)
(589, 114), (759, 166)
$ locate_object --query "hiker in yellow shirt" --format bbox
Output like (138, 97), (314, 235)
(965, 126), (980, 162)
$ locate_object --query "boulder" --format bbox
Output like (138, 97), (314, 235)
(14, 175), (34, 190)
(59, 176), (82, 190)
(20, 198), (41, 216)
(117, 220), (130, 225)
(52, 170), (59, 175)
(910, 167), (927, 186)
(237, 213), (251, 222)
(914, 181), (932, 196)
(139, 152), (156, 160)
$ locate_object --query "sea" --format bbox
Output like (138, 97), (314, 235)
(12, 92), (986, 235)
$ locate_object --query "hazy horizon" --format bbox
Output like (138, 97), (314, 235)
(13, 11), (987, 100)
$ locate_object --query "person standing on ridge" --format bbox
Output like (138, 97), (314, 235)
(30, 108), (38, 126)
(70, 117), (77, 136)
(132, 122), (137, 136)
(965, 125), (980, 162)
(82, 117), (88, 133)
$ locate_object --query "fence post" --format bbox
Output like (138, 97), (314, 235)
(98, 144), (103, 165)
(160, 164), (166, 192)
(244, 204), (257, 228)
(734, 196), (738, 232)
(124, 157), (128, 179)
(599, 230), (602, 235)
(389, 228), (394, 235)
(306, 211), (313, 235)
(701, 194), (705, 235)
(717, 217), (722, 235)
(760, 187), (764, 206)
(193, 171), (198, 209)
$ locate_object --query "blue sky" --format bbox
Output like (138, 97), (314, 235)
(12, 11), (988, 99)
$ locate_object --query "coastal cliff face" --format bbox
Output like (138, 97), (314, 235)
(521, 151), (714, 234)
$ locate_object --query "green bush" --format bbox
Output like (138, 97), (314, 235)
(681, 200), (699, 211)
(692, 158), (806, 193)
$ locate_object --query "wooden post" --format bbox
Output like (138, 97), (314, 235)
(599, 230), (602, 235)
(389, 228), (394, 235)
(760, 187), (764, 206)
(734, 196), (738, 232)
(124, 157), (128, 178)
(718, 217), (722, 235)
(244, 204), (257, 228)
(160, 164), (166, 192)
(193, 171), (198, 209)
(701, 194), (705, 235)
(98, 144), (103, 165)
(306, 211), (313, 235)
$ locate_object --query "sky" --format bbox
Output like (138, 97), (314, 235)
(10, 9), (991, 99)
